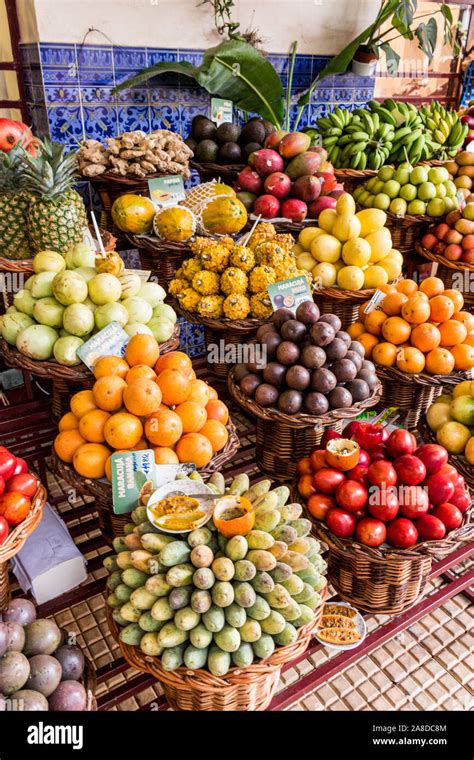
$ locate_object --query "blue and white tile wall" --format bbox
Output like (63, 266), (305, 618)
(20, 42), (374, 358)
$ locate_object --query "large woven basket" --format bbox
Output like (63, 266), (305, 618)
(229, 370), (382, 481)
(125, 233), (191, 290)
(415, 242), (474, 308)
(107, 585), (327, 711)
(190, 159), (244, 185)
(334, 167), (377, 194)
(0, 483), (46, 607)
(313, 286), (376, 325)
(382, 209), (431, 255)
(418, 415), (473, 488)
(87, 171), (170, 230)
(51, 419), (240, 544)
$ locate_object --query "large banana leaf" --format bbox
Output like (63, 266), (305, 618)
(113, 40), (285, 128)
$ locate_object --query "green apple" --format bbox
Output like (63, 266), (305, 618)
(410, 166), (429, 185)
(393, 163), (413, 185)
(373, 193), (391, 210)
(426, 198), (446, 217)
(383, 180), (401, 199)
(359, 190), (372, 206)
(366, 177), (380, 192)
(428, 166), (450, 184)
(372, 180), (385, 194)
(444, 180), (457, 197)
(407, 199), (427, 215)
(389, 198), (407, 217)
(95, 302), (129, 330)
(30, 271), (57, 299)
(443, 196), (455, 213)
(435, 183), (447, 198)
(418, 182), (436, 201)
(400, 184), (417, 202)
(378, 166), (395, 182)
(13, 289), (37, 317)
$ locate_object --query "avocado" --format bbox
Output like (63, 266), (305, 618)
(218, 142), (242, 164)
(260, 119), (276, 138)
(215, 122), (241, 145)
(242, 142), (262, 161)
(239, 120), (266, 146)
(193, 117), (216, 141)
(185, 137), (197, 153)
(195, 139), (219, 163)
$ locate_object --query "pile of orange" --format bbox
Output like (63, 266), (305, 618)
(348, 278), (474, 375)
(54, 335), (230, 480)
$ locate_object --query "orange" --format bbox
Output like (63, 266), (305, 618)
(131, 438), (148, 451)
(429, 295), (455, 323)
(93, 355), (129, 380)
(188, 369), (197, 380)
(93, 376), (127, 412)
(54, 429), (86, 463)
(401, 294), (431, 325)
(156, 369), (190, 406)
(207, 386), (218, 401)
(154, 350), (193, 377)
(382, 292), (408, 316)
(438, 320), (468, 347)
(175, 401), (207, 433)
(176, 433), (214, 468)
(123, 378), (162, 416)
(364, 310), (387, 336)
(79, 409), (111, 443)
(125, 334), (160, 368)
(58, 412), (79, 432)
(125, 365), (157, 384)
(425, 347), (455, 376)
(153, 447), (179, 465)
(451, 343), (474, 371)
(410, 323), (441, 352)
(465, 333), (474, 347)
(372, 342), (398, 367)
(104, 413), (143, 449)
(347, 322), (365, 339)
(396, 346), (425, 374)
(396, 279), (418, 296)
(186, 379), (211, 405)
(199, 419), (229, 452)
(381, 316), (411, 345)
(358, 301), (371, 320)
(205, 399), (229, 425)
(73, 442), (110, 479)
(453, 311), (474, 333)
(379, 283), (396, 295)
(105, 449), (128, 481)
(70, 390), (97, 419)
(145, 408), (183, 446)
(419, 276), (445, 298)
(444, 289), (464, 312)
(358, 332), (379, 358)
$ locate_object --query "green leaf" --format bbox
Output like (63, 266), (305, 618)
(394, 0), (416, 30)
(392, 12), (414, 40)
(440, 2), (453, 25)
(381, 42), (401, 75)
(416, 17), (438, 64)
(112, 61), (198, 92)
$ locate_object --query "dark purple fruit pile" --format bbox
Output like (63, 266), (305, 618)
(235, 301), (379, 415)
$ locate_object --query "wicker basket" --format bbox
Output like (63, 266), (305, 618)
(51, 419), (240, 544)
(382, 209), (431, 255)
(229, 370), (383, 481)
(107, 584), (327, 710)
(125, 233), (191, 290)
(334, 167), (377, 194)
(0, 483), (46, 607)
(88, 171), (171, 230)
(418, 415), (473, 487)
(190, 159), (244, 185)
(415, 242), (474, 309)
(314, 286), (376, 325)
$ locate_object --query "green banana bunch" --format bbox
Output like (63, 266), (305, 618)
(419, 102), (468, 160)
(316, 106), (394, 170)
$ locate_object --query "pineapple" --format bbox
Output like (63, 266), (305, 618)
(220, 267), (248, 296)
(192, 270), (220, 296)
(21, 138), (87, 253)
(249, 265), (276, 293)
(0, 144), (31, 260)
(223, 294), (250, 320)
(198, 295), (225, 319)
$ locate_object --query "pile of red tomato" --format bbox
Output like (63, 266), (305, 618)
(0, 446), (39, 545)
(297, 422), (470, 549)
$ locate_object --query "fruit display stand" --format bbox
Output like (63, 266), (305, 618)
(313, 286), (376, 325)
(88, 172), (169, 231)
(106, 585), (327, 711)
(228, 368), (382, 481)
(190, 159), (244, 185)
(333, 168), (377, 195)
(417, 415), (474, 488)
(359, 207), (429, 255)
(415, 242), (474, 309)
(124, 233), (191, 290)
(0, 482), (46, 607)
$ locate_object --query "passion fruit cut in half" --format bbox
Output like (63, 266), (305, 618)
(213, 495), (255, 538)
(325, 438), (360, 471)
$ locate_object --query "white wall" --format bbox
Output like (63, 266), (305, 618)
(17, 0), (381, 54)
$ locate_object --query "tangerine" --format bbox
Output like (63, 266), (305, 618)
(347, 322), (365, 339)
(130, 438), (148, 451)
(153, 447), (179, 465)
(93, 355), (129, 380)
(206, 386), (218, 400)
(189, 369), (197, 380)
(425, 347), (455, 375)
(419, 276), (445, 298)
(199, 419), (229, 452)
(154, 350), (193, 377)
(444, 289), (464, 312)
(58, 412), (79, 432)
(438, 320), (468, 347)
(358, 332), (379, 358)
(401, 295), (431, 325)
(396, 279), (418, 295)
(144, 408), (183, 446)
(79, 409), (111, 443)
(156, 369), (190, 406)
(175, 401), (207, 433)
(364, 310), (388, 336)
(205, 399), (229, 425)
(125, 333), (160, 368)
(105, 449), (128, 481)
(125, 365), (157, 383)
(123, 378), (162, 416)
(104, 413), (143, 449)
(410, 323), (441, 352)
(451, 343), (474, 371)
(381, 316), (411, 345)
(396, 346), (425, 374)
(54, 430), (86, 463)
(464, 333), (474, 347)
(73, 442), (110, 479)
(93, 376), (127, 412)
(186, 379), (212, 405)
(429, 295), (455, 323)
(358, 301), (371, 320)
(378, 283), (396, 295)
(372, 342), (398, 367)
(453, 311), (474, 333)
(70, 390), (97, 419)
(382, 292), (408, 316)
(175, 433), (214, 468)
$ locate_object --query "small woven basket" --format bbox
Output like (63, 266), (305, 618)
(0, 483), (46, 607)
(107, 585), (327, 711)
(418, 415), (473, 488)
(87, 171), (172, 230)
(189, 159), (244, 185)
(314, 286), (376, 325)
(125, 233), (191, 290)
(334, 167), (377, 194)
(415, 242), (474, 308)
(229, 370), (382, 481)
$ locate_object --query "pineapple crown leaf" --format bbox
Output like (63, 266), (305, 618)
(21, 137), (80, 199)
(0, 141), (31, 193)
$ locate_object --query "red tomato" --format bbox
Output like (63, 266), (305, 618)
(313, 468), (346, 494)
(369, 444), (388, 462)
(432, 503), (463, 532)
(296, 457), (312, 476)
(399, 485), (430, 519)
(335, 480), (368, 512)
(356, 517), (387, 547)
(298, 474), (316, 499)
(309, 449), (327, 471)
(414, 444), (448, 475)
(367, 460), (397, 488)
(386, 429), (417, 458)
(450, 486), (470, 513)
(0, 491), (30, 525)
(0, 516), (8, 544)
(326, 507), (356, 538)
(368, 487), (399, 521)
(436, 464), (458, 485)
(387, 518), (418, 548)
(12, 457), (28, 476)
(393, 454), (426, 486)
(0, 451), (16, 482)
(0, 475), (4, 497)
(6, 473), (38, 498)
(306, 493), (335, 521)
(358, 449), (370, 467)
(426, 474), (455, 506)
(347, 464), (369, 487)
(343, 421), (362, 439)
(416, 514), (446, 542)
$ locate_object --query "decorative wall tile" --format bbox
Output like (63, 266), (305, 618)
(149, 105), (180, 132)
(186, 322), (206, 358)
(113, 46), (146, 71)
(40, 44), (76, 67)
(147, 49), (178, 66)
(117, 105), (150, 133)
(177, 49), (204, 66)
(81, 86), (115, 104)
(42, 66), (78, 85)
(48, 105), (84, 142)
(116, 87), (148, 104)
(77, 45), (113, 70)
(45, 85), (80, 104)
(81, 105), (117, 139)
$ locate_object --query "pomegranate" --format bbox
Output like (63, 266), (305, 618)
(0, 118), (35, 154)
